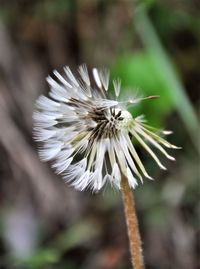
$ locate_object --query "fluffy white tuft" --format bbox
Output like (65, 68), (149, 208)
(33, 65), (178, 192)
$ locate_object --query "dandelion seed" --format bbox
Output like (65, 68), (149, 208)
(33, 65), (178, 192)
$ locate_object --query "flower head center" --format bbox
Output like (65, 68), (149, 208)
(89, 107), (133, 140)
(116, 109), (133, 130)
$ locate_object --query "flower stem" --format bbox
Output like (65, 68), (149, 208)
(121, 175), (144, 269)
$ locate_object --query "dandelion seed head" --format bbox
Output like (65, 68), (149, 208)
(33, 65), (179, 192)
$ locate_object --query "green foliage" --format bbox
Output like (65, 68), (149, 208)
(111, 52), (174, 126)
(54, 220), (99, 251)
(10, 220), (99, 269)
(135, 5), (199, 150)
(12, 248), (59, 269)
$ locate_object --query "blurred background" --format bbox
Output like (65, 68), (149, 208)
(0, 0), (199, 269)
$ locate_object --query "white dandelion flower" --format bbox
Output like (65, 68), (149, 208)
(33, 65), (179, 192)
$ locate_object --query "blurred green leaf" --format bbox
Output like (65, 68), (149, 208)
(12, 248), (59, 269)
(54, 219), (99, 251)
(134, 4), (199, 151)
(112, 52), (174, 126)
(11, 220), (99, 269)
